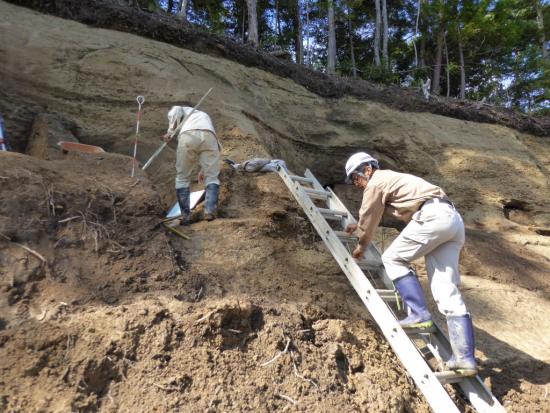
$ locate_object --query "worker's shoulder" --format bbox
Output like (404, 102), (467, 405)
(371, 169), (404, 182)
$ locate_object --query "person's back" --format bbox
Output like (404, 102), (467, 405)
(167, 106), (216, 136)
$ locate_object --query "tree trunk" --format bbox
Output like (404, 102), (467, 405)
(305, 1), (310, 65)
(275, 0), (281, 37)
(179, 0), (188, 20)
(413, 0), (421, 67)
(444, 32), (450, 97)
(432, 2), (445, 95)
(347, 4), (357, 77)
(535, 0), (547, 58)
(374, 0), (381, 66)
(246, 0), (259, 48)
(458, 30), (465, 99)
(381, 0), (388, 65)
(327, 0), (336, 74)
(167, 0), (173, 13)
(419, 35), (426, 68)
(242, 0), (246, 43)
(293, 0), (303, 65)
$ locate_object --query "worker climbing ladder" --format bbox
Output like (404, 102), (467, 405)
(277, 167), (506, 413)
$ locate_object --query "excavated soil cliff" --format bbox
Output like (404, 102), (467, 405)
(0, 2), (549, 412)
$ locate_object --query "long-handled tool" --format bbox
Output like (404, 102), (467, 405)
(131, 95), (145, 177)
(142, 88), (213, 171)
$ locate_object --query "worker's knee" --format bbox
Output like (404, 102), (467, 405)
(431, 280), (468, 316)
(381, 249), (410, 281)
(175, 176), (192, 189)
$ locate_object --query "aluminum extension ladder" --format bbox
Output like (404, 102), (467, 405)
(277, 167), (506, 413)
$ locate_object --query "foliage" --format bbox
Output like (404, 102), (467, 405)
(155, 0), (550, 113)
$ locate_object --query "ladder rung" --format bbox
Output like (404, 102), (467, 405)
(355, 259), (383, 272)
(335, 230), (357, 241)
(376, 289), (398, 301)
(403, 324), (437, 334)
(289, 175), (313, 184)
(318, 208), (347, 219)
(435, 371), (469, 384)
(303, 188), (331, 200)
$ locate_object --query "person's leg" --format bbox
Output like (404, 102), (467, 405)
(382, 207), (455, 328)
(425, 217), (476, 374)
(198, 131), (221, 220)
(175, 132), (199, 225)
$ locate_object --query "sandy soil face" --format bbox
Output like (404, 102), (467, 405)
(0, 2), (549, 412)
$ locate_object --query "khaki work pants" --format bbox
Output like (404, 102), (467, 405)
(175, 130), (220, 189)
(381, 200), (468, 316)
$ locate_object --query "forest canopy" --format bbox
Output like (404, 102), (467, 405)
(149, 0), (550, 115)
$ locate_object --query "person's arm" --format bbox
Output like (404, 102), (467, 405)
(352, 185), (385, 258)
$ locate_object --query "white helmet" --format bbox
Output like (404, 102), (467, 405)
(345, 152), (379, 184)
(167, 106), (185, 133)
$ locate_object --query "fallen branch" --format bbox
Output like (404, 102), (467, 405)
(277, 393), (297, 405)
(290, 351), (319, 389)
(194, 310), (216, 324)
(58, 216), (81, 223)
(261, 337), (291, 367)
(194, 286), (203, 302)
(152, 383), (175, 392)
(37, 308), (48, 321)
(0, 232), (47, 264)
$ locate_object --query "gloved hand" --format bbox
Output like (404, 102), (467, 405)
(352, 244), (365, 259)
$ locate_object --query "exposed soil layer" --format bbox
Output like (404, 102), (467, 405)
(0, 2), (549, 412)
(0, 153), (435, 413)
(5, 0), (550, 137)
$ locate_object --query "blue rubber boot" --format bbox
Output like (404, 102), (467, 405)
(176, 187), (190, 226)
(204, 183), (219, 221)
(444, 314), (477, 376)
(394, 272), (433, 330)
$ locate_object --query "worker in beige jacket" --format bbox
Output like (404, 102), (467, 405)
(164, 106), (220, 224)
(344, 152), (476, 376)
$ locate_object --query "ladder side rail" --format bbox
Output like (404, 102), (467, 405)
(325, 183), (506, 413)
(304, 169), (325, 192)
(279, 169), (461, 413)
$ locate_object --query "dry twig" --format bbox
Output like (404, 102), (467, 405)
(0, 232), (46, 263)
(152, 383), (173, 392)
(194, 310), (216, 324)
(277, 393), (297, 405)
(261, 337), (291, 367)
(58, 216), (81, 224)
(290, 351), (319, 389)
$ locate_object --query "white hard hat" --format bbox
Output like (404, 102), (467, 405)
(167, 106), (185, 132)
(345, 152), (379, 184)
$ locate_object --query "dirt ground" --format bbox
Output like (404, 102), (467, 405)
(0, 1), (549, 412)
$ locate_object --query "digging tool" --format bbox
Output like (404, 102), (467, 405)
(131, 95), (145, 177)
(162, 222), (191, 240)
(141, 88), (213, 171)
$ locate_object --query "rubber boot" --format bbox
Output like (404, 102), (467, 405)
(444, 314), (477, 376)
(176, 187), (190, 226)
(204, 183), (219, 221)
(394, 272), (433, 330)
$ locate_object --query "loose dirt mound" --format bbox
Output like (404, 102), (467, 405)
(0, 152), (435, 412)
